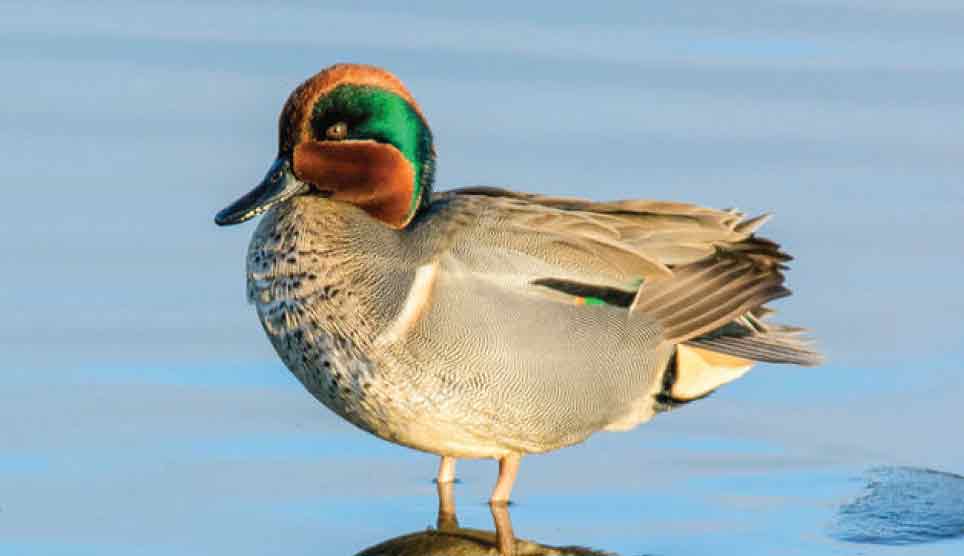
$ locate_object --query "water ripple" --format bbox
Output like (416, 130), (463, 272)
(831, 466), (964, 545)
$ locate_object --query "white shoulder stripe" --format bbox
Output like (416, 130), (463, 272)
(374, 262), (438, 347)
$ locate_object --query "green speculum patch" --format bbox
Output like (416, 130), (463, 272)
(311, 85), (435, 220)
(531, 278), (637, 307)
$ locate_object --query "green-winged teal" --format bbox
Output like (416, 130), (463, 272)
(215, 63), (820, 504)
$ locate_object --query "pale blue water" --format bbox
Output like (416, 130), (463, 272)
(831, 467), (964, 546)
(3, 360), (962, 555)
(2, 2), (963, 554)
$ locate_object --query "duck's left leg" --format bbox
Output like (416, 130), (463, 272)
(437, 455), (457, 483)
(436, 478), (458, 531)
(490, 453), (521, 504)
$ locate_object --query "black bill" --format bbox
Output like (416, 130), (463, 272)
(215, 158), (309, 226)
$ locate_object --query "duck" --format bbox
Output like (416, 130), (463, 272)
(215, 63), (820, 505)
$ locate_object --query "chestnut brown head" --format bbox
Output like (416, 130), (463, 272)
(216, 64), (435, 229)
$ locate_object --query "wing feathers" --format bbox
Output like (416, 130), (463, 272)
(429, 188), (819, 363)
(448, 187), (765, 286)
(667, 284), (790, 342)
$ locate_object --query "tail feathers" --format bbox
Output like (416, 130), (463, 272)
(687, 331), (823, 366)
(653, 344), (754, 411)
(653, 328), (822, 414)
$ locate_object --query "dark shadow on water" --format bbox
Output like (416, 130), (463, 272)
(830, 466), (964, 546)
(353, 482), (612, 556)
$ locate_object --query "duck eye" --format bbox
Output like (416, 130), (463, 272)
(325, 121), (348, 140)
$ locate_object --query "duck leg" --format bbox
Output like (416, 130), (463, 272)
(437, 455), (457, 483)
(490, 453), (521, 504)
(490, 500), (516, 556)
(436, 478), (458, 531)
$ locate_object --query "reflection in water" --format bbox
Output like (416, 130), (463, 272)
(830, 466), (964, 546)
(354, 482), (610, 556)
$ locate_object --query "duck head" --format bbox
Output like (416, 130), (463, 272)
(215, 64), (435, 229)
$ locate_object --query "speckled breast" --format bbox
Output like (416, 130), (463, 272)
(243, 201), (405, 439)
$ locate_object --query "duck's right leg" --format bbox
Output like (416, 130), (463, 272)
(437, 455), (457, 483)
(490, 453), (521, 504)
